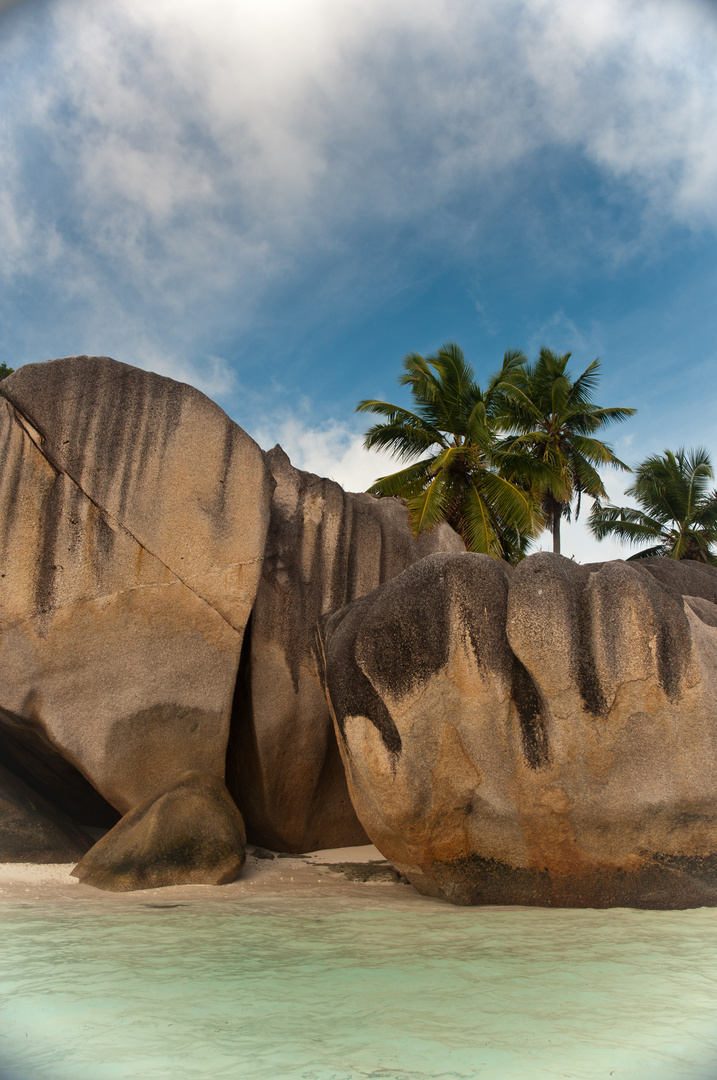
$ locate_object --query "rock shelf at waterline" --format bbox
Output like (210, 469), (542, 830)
(2, 355), (717, 908)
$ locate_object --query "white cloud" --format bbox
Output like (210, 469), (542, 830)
(525, 310), (600, 360)
(248, 411), (398, 493)
(7, 0), (717, 247)
(519, 0), (717, 227)
(55, 0), (716, 227)
(1, 0), (715, 378)
(132, 348), (237, 401)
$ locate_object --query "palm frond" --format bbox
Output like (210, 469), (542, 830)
(626, 544), (670, 560)
(569, 452), (608, 501)
(589, 405), (638, 425)
(588, 502), (667, 545)
(475, 470), (539, 535)
(366, 457), (437, 497)
(460, 482), (503, 557)
(568, 434), (631, 471)
(362, 421), (446, 461)
(565, 358), (601, 407)
(406, 469), (453, 535)
(496, 448), (561, 493)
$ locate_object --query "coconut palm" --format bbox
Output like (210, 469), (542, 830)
(589, 447), (717, 564)
(356, 343), (548, 560)
(496, 348), (636, 554)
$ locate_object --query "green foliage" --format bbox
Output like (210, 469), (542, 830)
(495, 348), (635, 554)
(589, 447), (717, 564)
(357, 343), (636, 562)
(0, 362), (14, 380)
(356, 343), (549, 560)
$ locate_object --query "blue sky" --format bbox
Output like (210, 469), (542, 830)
(1, 0), (716, 560)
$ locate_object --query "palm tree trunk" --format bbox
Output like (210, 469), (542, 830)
(552, 501), (561, 555)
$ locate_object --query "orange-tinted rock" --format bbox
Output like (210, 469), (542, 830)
(316, 552), (717, 908)
(71, 772), (246, 891)
(226, 446), (465, 852)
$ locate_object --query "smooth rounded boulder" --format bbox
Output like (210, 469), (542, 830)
(315, 552), (717, 908)
(71, 772), (246, 891)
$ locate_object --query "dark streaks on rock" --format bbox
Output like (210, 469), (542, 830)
(649, 580), (692, 700)
(225, 446), (462, 852)
(316, 552), (717, 909)
(574, 590), (607, 717)
(511, 660), (550, 769)
(320, 607), (403, 757)
(427, 851), (717, 909)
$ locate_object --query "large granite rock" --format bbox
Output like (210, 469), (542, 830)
(0, 761), (92, 862)
(315, 552), (717, 908)
(226, 446), (465, 852)
(71, 772), (245, 890)
(0, 356), (272, 817)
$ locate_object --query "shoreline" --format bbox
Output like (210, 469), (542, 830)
(0, 844), (437, 910)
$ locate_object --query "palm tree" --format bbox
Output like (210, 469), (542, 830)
(356, 343), (548, 560)
(496, 348), (636, 554)
(589, 447), (717, 564)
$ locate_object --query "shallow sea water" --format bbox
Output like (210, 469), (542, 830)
(1, 896), (717, 1080)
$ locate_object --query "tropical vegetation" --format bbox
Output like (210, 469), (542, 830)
(0, 363), (14, 380)
(589, 447), (717, 565)
(356, 344), (547, 560)
(496, 348), (636, 554)
(357, 342), (636, 562)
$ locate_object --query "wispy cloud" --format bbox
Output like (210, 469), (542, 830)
(525, 310), (603, 360)
(1, 0), (715, 380)
(249, 406), (398, 493)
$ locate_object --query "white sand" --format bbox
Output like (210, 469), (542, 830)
(0, 843), (418, 906)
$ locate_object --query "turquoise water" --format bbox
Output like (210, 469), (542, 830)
(1, 897), (717, 1080)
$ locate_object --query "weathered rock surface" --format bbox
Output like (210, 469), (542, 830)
(639, 556), (717, 607)
(0, 356), (272, 816)
(72, 772), (246, 891)
(0, 761), (92, 862)
(226, 446), (465, 852)
(316, 552), (717, 908)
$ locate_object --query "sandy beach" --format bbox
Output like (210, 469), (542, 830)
(0, 844), (426, 908)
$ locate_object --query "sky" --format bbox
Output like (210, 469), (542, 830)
(1, 0), (716, 561)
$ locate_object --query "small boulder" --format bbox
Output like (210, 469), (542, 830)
(71, 772), (246, 891)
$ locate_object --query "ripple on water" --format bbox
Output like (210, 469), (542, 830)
(1, 898), (717, 1080)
